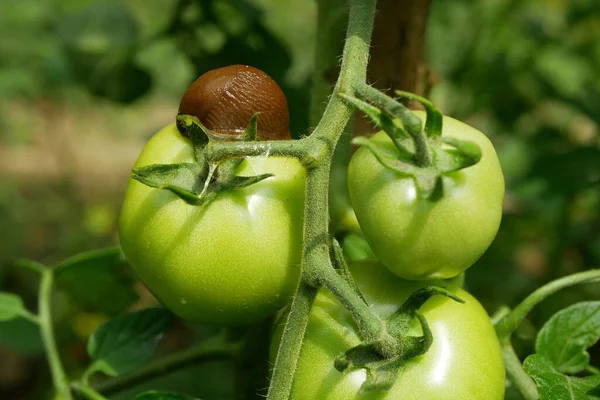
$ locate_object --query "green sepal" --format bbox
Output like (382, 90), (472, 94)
(432, 137), (482, 173)
(132, 163), (205, 205)
(331, 238), (367, 305)
(361, 357), (404, 393)
(395, 90), (443, 138)
(352, 136), (441, 199)
(212, 158), (273, 190)
(220, 173), (273, 190)
(339, 93), (412, 157)
(133, 158), (273, 208)
(176, 115), (210, 164)
(335, 343), (382, 372)
(387, 286), (464, 338)
(351, 136), (417, 176)
(243, 112), (260, 141)
(335, 311), (435, 393)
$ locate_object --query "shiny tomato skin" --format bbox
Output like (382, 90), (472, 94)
(119, 123), (305, 325)
(272, 260), (505, 400)
(348, 111), (504, 280)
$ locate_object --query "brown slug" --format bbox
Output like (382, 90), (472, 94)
(177, 65), (290, 140)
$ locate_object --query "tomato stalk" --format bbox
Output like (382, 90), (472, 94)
(354, 84), (432, 167)
(266, 0), (380, 398)
(15, 260), (73, 400)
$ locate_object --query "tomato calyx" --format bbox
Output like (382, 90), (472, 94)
(131, 114), (271, 207)
(340, 90), (482, 199)
(334, 286), (464, 393)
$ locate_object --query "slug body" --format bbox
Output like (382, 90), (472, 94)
(178, 65), (290, 140)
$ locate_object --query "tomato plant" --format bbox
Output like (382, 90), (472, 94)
(272, 259), (506, 399)
(348, 111), (505, 280)
(119, 123), (305, 325)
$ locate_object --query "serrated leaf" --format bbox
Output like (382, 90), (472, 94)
(524, 354), (600, 400)
(0, 292), (30, 322)
(87, 308), (171, 377)
(133, 391), (200, 400)
(536, 302), (600, 374)
(55, 247), (137, 315)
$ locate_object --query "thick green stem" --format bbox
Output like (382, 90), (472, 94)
(266, 1), (379, 399)
(316, 264), (397, 356)
(39, 269), (72, 400)
(205, 138), (312, 165)
(266, 282), (318, 400)
(500, 338), (539, 400)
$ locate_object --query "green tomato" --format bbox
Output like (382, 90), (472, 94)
(348, 112), (504, 280)
(119, 123), (305, 325)
(272, 260), (505, 399)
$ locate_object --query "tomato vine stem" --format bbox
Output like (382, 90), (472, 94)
(266, 0), (379, 399)
(39, 268), (73, 400)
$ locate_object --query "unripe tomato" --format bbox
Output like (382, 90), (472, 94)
(348, 112), (504, 280)
(272, 260), (505, 399)
(119, 124), (305, 325)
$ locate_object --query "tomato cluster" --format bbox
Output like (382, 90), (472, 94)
(119, 66), (505, 398)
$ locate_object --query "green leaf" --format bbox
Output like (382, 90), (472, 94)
(55, 247), (138, 315)
(524, 354), (600, 400)
(0, 292), (32, 322)
(535, 302), (600, 374)
(133, 392), (200, 400)
(87, 308), (171, 377)
(0, 319), (44, 355)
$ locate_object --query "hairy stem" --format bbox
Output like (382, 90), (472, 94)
(266, 0), (378, 398)
(495, 269), (600, 338)
(205, 138), (312, 165)
(266, 282), (318, 400)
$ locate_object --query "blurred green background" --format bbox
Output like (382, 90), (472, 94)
(1, 0), (599, 398)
